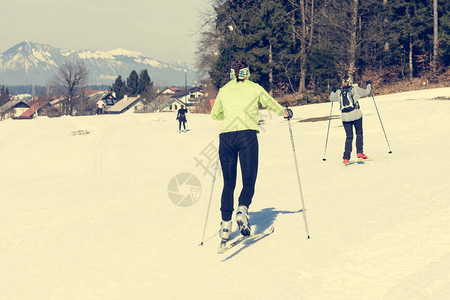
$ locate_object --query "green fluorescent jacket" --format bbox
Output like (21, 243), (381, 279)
(211, 80), (285, 133)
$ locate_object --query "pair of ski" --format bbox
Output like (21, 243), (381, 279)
(345, 157), (380, 166)
(217, 226), (274, 254)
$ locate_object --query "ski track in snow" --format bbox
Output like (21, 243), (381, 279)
(93, 124), (113, 175)
(0, 87), (449, 299)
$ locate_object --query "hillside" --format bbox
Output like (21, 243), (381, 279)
(0, 87), (449, 299)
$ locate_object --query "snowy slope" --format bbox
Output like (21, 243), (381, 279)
(0, 87), (449, 299)
(0, 41), (200, 85)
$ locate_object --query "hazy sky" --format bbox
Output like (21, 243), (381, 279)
(1, 0), (211, 65)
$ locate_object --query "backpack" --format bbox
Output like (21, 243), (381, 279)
(340, 87), (357, 113)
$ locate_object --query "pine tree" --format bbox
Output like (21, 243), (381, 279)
(198, 0), (449, 94)
(210, 0), (291, 92)
(138, 69), (156, 103)
(0, 86), (10, 106)
(138, 69), (151, 95)
(437, 0), (450, 66)
(112, 75), (127, 100)
(387, 0), (434, 80)
(127, 70), (139, 96)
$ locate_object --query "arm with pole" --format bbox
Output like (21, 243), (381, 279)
(370, 91), (392, 154)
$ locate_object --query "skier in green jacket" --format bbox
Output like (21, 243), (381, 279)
(211, 61), (290, 242)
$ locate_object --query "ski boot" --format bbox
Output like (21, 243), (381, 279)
(236, 205), (251, 236)
(357, 153), (368, 159)
(219, 220), (232, 249)
(219, 220), (232, 241)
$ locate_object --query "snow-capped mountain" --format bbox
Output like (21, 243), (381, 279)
(0, 41), (201, 86)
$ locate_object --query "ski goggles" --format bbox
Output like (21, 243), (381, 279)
(230, 67), (250, 80)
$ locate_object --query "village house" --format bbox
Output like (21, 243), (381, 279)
(106, 95), (143, 114)
(0, 100), (29, 120)
(15, 99), (51, 119)
(135, 94), (184, 113)
(49, 97), (67, 112)
(85, 91), (117, 115)
(0, 97), (64, 120)
(160, 86), (206, 107)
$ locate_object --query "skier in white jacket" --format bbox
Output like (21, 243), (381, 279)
(329, 76), (371, 164)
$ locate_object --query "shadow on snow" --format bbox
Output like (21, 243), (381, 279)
(221, 207), (302, 262)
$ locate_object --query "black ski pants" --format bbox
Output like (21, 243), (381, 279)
(342, 117), (363, 160)
(178, 117), (186, 131)
(219, 130), (258, 221)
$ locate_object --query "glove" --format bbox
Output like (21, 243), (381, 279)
(366, 81), (371, 86)
(332, 88), (337, 93)
(284, 108), (293, 120)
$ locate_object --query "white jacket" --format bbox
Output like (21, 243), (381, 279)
(329, 83), (371, 122)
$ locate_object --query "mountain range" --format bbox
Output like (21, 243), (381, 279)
(0, 41), (202, 86)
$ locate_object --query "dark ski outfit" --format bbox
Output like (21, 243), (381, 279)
(211, 79), (285, 222)
(176, 107), (188, 131)
(329, 83), (371, 160)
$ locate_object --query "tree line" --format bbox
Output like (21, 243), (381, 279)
(111, 69), (156, 103)
(0, 62), (157, 116)
(196, 0), (449, 95)
(55, 65), (157, 115)
(0, 86), (11, 107)
(55, 63), (156, 115)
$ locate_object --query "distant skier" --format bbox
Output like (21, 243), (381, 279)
(176, 105), (188, 132)
(211, 60), (290, 243)
(329, 76), (371, 165)
(96, 99), (106, 115)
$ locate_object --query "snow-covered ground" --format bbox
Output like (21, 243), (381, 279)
(1, 87), (449, 299)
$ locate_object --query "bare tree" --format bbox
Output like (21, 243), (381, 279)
(195, 2), (225, 76)
(289, 0), (316, 93)
(433, 0), (438, 72)
(55, 61), (88, 115)
(348, 0), (359, 82)
(383, 0), (389, 54)
(76, 84), (88, 116)
(149, 94), (168, 112)
(140, 85), (158, 105)
(317, 0), (363, 81)
(196, 30), (221, 74)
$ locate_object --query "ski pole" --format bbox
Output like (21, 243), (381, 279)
(322, 101), (334, 161)
(200, 25), (233, 245)
(370, 92), (392, 154)
(199, 158), (220, 246)
(285, 106), (311, 239)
